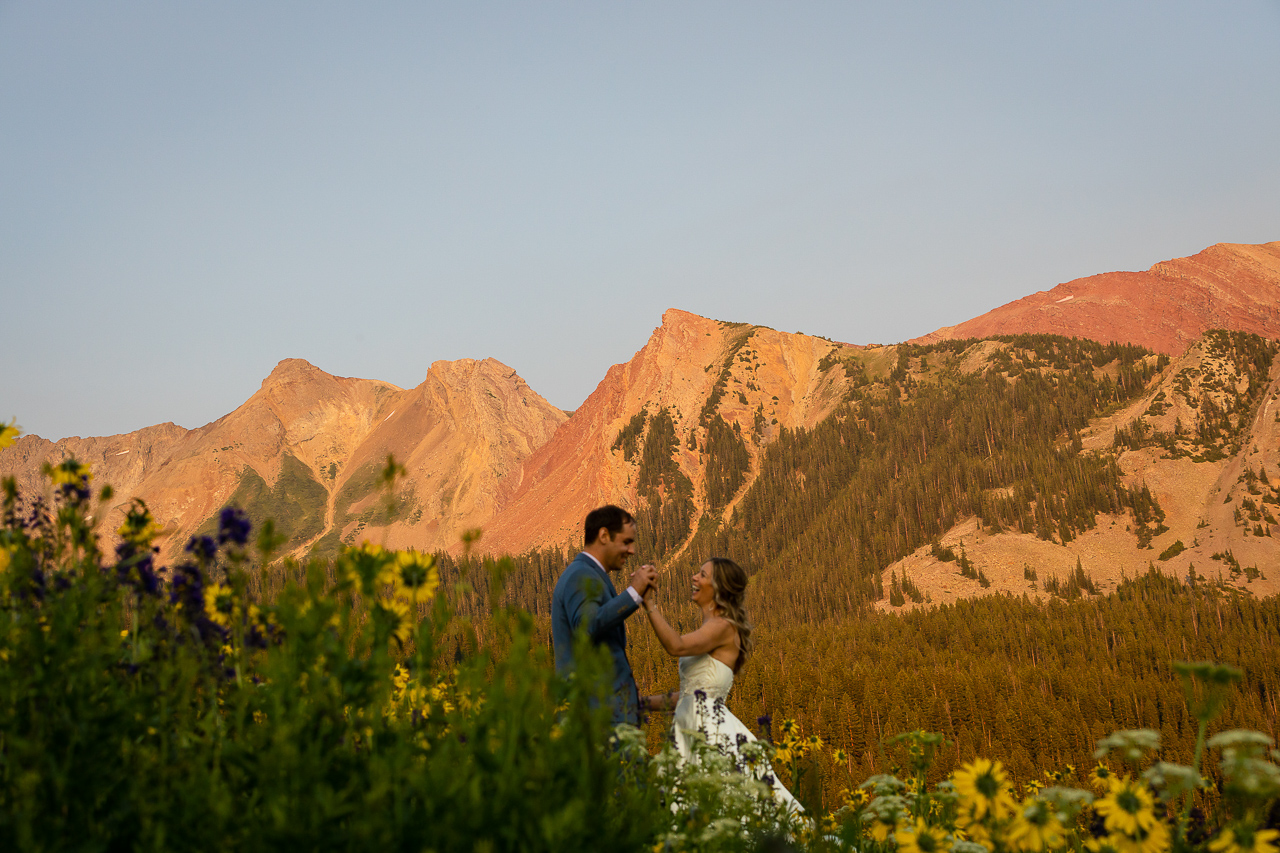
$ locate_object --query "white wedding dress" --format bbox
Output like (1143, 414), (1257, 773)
(671, 653), (803, 813)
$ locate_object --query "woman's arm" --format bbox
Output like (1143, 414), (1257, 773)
(638, 690), (681, 712)
(643, 598), (732, 657)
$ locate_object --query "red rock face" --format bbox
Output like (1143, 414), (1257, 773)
(912, 242), (1280, 355)
(478, 309), (855, 555)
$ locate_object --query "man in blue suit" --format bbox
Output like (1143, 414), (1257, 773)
(552, 505), (657, 726)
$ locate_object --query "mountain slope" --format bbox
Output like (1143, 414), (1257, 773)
(913, 241), (1280, 356)
(478, 309), (859, 555)
(321, 357), (568, 557)
(0, 358), (566, 561)
(884, 330), (1280, 608)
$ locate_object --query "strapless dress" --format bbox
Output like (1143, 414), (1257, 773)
(671, 654), (802, 813)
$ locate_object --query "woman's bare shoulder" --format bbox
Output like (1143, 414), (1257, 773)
(705, 614), (738, 640)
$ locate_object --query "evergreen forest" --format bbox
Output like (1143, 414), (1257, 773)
(432, 332), (1280, 805)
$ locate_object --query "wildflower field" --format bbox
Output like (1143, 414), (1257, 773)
(2, 431), (1278, 851)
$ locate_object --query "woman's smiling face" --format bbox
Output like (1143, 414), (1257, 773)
(692, 561), (716, 608)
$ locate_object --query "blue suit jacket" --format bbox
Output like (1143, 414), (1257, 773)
(551, 552), (641, 726)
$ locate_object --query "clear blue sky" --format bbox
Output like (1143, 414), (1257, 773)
(4, 2), (1279, 441)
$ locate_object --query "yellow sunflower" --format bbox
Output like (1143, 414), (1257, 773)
(1095, 777), (1158, 836)
(337, 541), (397, 595)
(840, 786), (869, 809)
(956, 803), (994, 846)
(204, 582), (236, 627)
(1086, 837), (1123, 853)
(1210, 825), (1280, 853)
(1090, 763), (1116, 790)
(953, 758), (1018, 821)
(897, 817), (952, 853)
(954, 817), (993, 849)
(395, 549), (440, 601)
(48, 458), (92, 488)
(379, 597), (412, 645)
(1112, 821), (1172, 853)
(1007, 799), (1066, 852)
(869, 814), (907, 843)
(117, 499), (163, 549)
(0, 419), (20, 450)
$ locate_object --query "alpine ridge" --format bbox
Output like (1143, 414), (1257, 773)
(1, 358), (566, 562)
(912, 241), (1280, 355)
(478, 308), (861, 555)
(4, 237), (1280, 608)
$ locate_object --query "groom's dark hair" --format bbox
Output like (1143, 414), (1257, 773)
(584, 505), (634, 546)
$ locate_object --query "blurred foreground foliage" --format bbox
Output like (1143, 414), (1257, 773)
(0, 459), (666, 851)
(2, 441), (1279, 853)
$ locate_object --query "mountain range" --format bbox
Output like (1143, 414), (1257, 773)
(4, 239), (1280, 605)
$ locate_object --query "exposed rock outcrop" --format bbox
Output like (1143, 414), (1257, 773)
(0, 358), (566, 561)
(884, 333), (1280, 608)
(913, 241), (1280, 356)
(478, 309), (858, 554)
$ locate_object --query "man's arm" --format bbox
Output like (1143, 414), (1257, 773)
(565, 568), (639, 640)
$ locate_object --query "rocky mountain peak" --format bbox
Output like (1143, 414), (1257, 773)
(261, 357), (328, 387)
(423, 356), (520, 388)
(912, 240), (1280, 355)
(478, 308), (855, 555)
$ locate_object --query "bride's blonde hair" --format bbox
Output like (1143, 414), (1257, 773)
(707, 557), (753, 673)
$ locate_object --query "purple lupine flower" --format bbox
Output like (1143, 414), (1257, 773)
(140, 562), (161, 595)
(25, 567), (47, 601)
(169, 562), (204, 611)
(25, 498), (47, 531)
(56, 474), (91, 503)
(201, 619), (229, 645)
(217, 506), (252, 546)
(185, 535), (218, 563)
(757, 713), (773, 743)
(246, 623), (269, 649)
(113, 532), (162, 597)
(167, 562), (225, 643)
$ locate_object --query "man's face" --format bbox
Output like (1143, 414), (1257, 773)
(598, 521), (637, 572)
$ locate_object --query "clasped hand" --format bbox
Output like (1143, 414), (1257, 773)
(630, 563), (658, 598)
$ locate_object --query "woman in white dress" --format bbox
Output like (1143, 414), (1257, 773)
(637, 557), (802, 813)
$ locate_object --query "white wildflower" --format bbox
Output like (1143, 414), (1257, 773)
(1095, 729), (1161, 762)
